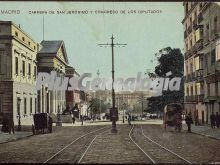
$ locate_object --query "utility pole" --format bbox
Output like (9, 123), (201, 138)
(98, 35), (127, 133)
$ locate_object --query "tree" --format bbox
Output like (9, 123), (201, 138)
(147, 47), (184, 113)
(88, 97), (111, 118)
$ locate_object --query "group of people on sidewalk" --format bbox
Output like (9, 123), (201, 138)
(210, 112), (220, 128)
(1, 117), (15, 134)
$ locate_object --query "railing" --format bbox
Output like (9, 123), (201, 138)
(198, 94), (204, 102)
(184, 95), (204, 103)
(188, 25), (192, 34)
(194, 39), (203, 51)
(193, 20), (198, 30)
(211, 29), (219, 40)
(195, 69), (204, 82)
(185, 96), (197, 102)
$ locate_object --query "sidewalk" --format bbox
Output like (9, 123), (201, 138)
(0, 131), (33, 144)
(183, 124), (220, 140)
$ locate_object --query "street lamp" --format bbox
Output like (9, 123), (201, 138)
(123, 103), (126, 123)
(17, 97), (21, 131)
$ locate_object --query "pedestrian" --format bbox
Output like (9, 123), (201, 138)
(8, 117), (15, 134)
(1, 117), (9, 133)
(71, 113), (75, 124)
(48, 116), (53, 133)
(210, 112), (216, 128)
(128, 113), (131, 125)
(185, 113), (193, 133)
(215, 112), (220, 128)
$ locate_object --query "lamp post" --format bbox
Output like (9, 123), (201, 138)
(123, 103), (126, 123)
(98, 35), (127, 133)
(17, 97), (21, 131)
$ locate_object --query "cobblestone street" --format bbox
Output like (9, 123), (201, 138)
(0, 123), (220, 164)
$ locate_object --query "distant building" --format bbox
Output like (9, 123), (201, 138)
(65, 65), (80, 109)
(37, 40), (69, 115)
(0, 21), (38, 124)
(183, 2), (220, 124)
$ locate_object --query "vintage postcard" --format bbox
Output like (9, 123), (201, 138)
(0, 1), (220, 164)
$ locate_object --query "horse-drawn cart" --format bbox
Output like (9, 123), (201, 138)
(163, 103), (183, 132)
(32, 113), (52, 134)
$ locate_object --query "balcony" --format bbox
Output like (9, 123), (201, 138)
(193, 20), (198, 30)
(194, 39), (203, 51)
(185, 96), (197, 102)
(197, 94), (204, 102)
(203, 35), (210, 46)
(184, 95), (204, 103)
(188, 25), (192, 34)
(185, 49), (193, 58)
(211, 29), (219, 40)
(198, 13), (203, 23)
(195, 69), (204, 82)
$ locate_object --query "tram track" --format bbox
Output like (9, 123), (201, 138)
(129, 125), (192, 164)
(44, 126), (110, 164)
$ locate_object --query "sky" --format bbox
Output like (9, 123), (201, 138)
(0, 2), (184, 79)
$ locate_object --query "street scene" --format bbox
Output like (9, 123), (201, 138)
(0, 1), (220, 164)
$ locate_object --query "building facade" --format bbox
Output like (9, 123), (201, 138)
(37, 40), (69, 116)
(0, 21), (38, 125)
(183, 2), (220, 124)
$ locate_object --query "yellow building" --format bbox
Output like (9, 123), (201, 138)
(183, 2), (220, 124)
(0, 21), (38, 125)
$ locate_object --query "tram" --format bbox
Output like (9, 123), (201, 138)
(163, 103), (183, 132)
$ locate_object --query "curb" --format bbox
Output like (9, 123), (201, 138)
(191, 131), (220, 140)
(0, 133), (34, 145)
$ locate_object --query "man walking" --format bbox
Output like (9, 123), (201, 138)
(215, 112), (220, 128)
(210, 112), (216, 128)
(185, 113), (193, 133)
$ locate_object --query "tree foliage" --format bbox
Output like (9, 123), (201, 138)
(147, 47), (184, 113)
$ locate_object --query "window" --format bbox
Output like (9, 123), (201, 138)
(206, 24), (209, 30)
(207, 84), (210, 96)
(204, 53), (208, 67)
(24, 98), (27, 115)
(35, 98), (37, 113)
(34, 46), (36, 50)
(199, 3), (203, 10)
(191, 86), (193, 96)
(15, 57), (18, 75)
(30, 98), (32, 114)
(28, 63), (31, 77)
(0, 96), (2, 112)
(214, 16), (218, 31)
(22, 60), (25, 76)
(0, 50), (5, 74)
(215, 82), (218, 96)
(22, 37), (25, 41)
(28, 41), (30, 46)
(15, 31), (18, 37)
(211, 49), (216, 65)
(34, 66), (37, 78)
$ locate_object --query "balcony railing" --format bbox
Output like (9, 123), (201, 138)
(188, 25), (192, 34)
(194, 39), (203, 51)
(184, 95), (204, 103)
(211, 29), (219, 40)
(198, 94), (204, 102)
(193, 20), (198, 30)
(195, 69), (204, 82)
(185, 96), (197, 102)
